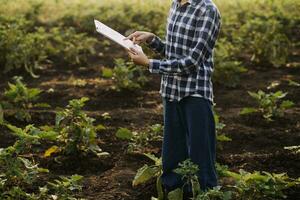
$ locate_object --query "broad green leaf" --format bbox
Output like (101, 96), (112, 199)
(248, 91), (261, 100)
(273, 91), (287, 99)
(102, 67), (113, 78)
(240, 107), (258, 115)
(217, 134), (232, 142)
(95, 124), (106, 131)
(116, 128), (133, 140)
(6, 124), (38, 139)
(34, 103), (51, 108)
(288, 79), (300, 87)
(44, 146), (60, 157)
(156, 175), (164, 200)
(38, 168), (50, 173)
(144, 153), (162, 166)
(38, 131), (58, 140)
(168, 188), (183, 200)
(280, 100), (294, 109)
(133, 165), (159, 186)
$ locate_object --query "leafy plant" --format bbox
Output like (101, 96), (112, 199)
(240, 90), (294, 121)
(0, 135), (49, 200)
(0, 16), (48, 77)
(236, 17), (290, 67)
(216, 163), (300, 200)
(173, 159), (201, 199)
(46, 27), (97, 65)
(213, 39), (247, 88)
(214, 113), (232, 148)
(0, 77), (50, 122)
(102, 59), (148, 91)
(45, 175), (84, 200)
(115, 124), (163, 152)
(133, 154), (163, 200)
(48, 97), (109, 157)
(169, 160), (232, 200)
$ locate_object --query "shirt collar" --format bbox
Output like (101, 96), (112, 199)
(174, 0), (201, 7)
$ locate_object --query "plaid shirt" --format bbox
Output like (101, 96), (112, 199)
(148, 0), (221, 103)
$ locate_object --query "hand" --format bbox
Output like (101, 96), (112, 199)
(125, 31), (155, 45)
(127, 48), (150, 67)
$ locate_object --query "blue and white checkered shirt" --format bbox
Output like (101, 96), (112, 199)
(148, 0), (221, 103)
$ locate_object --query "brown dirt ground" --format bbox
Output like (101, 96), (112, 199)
(0, 46), (299, 200)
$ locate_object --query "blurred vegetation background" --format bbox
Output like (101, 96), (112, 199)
(0, 0), (299, 86)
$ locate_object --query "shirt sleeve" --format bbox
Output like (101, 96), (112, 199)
(149, 8), (221, 75)
(147, 35), (166, 57)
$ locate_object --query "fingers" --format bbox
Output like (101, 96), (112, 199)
(125, 31), (141, 40)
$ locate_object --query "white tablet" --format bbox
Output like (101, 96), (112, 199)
(94, 19), (143, 52)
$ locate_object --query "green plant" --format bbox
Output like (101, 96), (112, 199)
(46, 27), (97, 65)
(237, 17), (290, 67)
(115, 124), (163, 153)
(51, 97), (109, 157)
(214, 113), (232, 147)
(216, 163), (300, 200)
(1, 77), (50, 122)
(0, 16), (48, 77)
(240, 90), (294, 121)
(133, 154), (163, 200)
(169, 160), (232, 200)
(213, 39), (247, 88)
(284, 145), (300, 154)
(102, 59), (148, 91)
(45, 175), (84, 200)
(173, 159), (201, 199)
(0, 135), (49, 200)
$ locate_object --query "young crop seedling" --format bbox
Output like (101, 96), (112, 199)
(214, 112), (232, 150)
(216, 163), (300, 200)
(240, 90), (294, 121)
(44, 97), (109, 158)
(115, 124), (163, 153)
(133, 154), (164, 200)
(101, 58), (148, 91)
(168, 160), (232, 200)
(0, 77), (50, 122)
(0, 139), (49, 200)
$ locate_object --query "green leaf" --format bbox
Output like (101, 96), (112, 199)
(95, 124), (106, 131)
(102, 67), (113, 78)
(132, 165), (159, 186)
(288, 79), (300, 87)
(115, 128), (133, 140)
(156, 175), (164, 200)
(168, 188), (183, 200)
(240, 107), (258, 115)
(34, 103), (51, 108)
(44, 145), (60, 157)
(144, 153), (162, 166)
(280, 100), (294, 109)
(0, 104), (4, 124)
(217, 134), (232, 142)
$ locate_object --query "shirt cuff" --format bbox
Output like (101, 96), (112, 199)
(149, 59), (161, 74)
(147, 36), (161, 49)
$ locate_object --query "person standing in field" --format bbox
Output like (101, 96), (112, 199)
(126, 0), (221, 197)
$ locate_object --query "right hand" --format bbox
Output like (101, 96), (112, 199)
(125, 31), (155, 45)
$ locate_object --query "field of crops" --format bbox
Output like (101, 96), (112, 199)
(0, 0), (300, 199)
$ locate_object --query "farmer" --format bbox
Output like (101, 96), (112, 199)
(126, 0), (221, 197)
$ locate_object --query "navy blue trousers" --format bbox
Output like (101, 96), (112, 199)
(161, 96), (218, 191)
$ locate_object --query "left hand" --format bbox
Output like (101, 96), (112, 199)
(127, 48), (150, 67)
